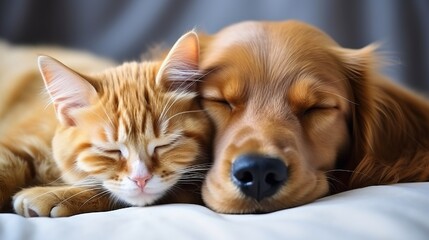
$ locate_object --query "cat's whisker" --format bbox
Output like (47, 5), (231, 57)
(179, 175), (206, 180)
(169, 182), (201, 195)
(160, 79), (193, 122)
(180, 171), (208, 175)
(55, 187), (105, 206)
(100, 104), (116, 129)
(179, 170), (207, 176)
(78, 189), (111, 210)
(45, 167), (89, 186)
(72, 182), (104, 188)
(177, 165), (212, 172)
(178, 168), (210, 172)
(160, 71), (201, 123)
(45, 176), (66, 186)
(177, 178), (205, 183)
(177, 171), (209, 177)
(157, 161), (211, 178)
(45, 166), (95, 187)
(167, 184), (187, 195)
(23, 185), (100, 204)
(23, 188), (66, 202)
(108, 194), (124, 209)
(166, 69), (201, 93)
(179, 163), (213, 169)
(165, 109), (205, 123)
(199, 67), (218, 79)
(167, 67), (217, 96)
(160, 92), (188, 123)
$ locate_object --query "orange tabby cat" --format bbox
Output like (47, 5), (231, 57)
(0, 31), (211, 217)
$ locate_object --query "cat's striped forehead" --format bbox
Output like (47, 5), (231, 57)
(93, 61), (194, 143)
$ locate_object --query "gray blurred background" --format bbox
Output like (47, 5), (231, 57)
(1, 0), (428, 92)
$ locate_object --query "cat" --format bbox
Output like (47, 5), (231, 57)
(0, 31), (212, 217)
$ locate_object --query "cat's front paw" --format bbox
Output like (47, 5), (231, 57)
(13, 186), (111, 217)
(13, 186), (72, 217)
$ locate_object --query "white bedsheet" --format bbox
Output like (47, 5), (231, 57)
(1, 183), (428, 240)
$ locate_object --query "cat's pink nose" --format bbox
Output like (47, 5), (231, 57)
(130, 175), (152, 190)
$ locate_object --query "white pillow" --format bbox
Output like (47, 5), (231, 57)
(1, 182), (428, 240)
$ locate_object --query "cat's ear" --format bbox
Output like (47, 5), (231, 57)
(38, 55), (97, 126)
(156, 31), (200, 92)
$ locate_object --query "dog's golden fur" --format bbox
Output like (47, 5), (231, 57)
(198, 21), (429, 213)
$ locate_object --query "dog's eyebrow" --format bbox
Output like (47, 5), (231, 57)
(287, 74), (356, 110)
(200, 88), (222, 98)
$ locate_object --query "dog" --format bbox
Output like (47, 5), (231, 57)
(197, 21), (429, 213)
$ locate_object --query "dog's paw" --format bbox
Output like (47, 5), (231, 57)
(12, 186), (109, 217)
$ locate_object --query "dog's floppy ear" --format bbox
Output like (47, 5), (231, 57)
(331, 44), (379, 160)
(333, 45), (429, 189)
(328, 45), (379, 190)
(332, 44), (379, 72)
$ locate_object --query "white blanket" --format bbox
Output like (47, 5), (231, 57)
(1, 183), (428, 240)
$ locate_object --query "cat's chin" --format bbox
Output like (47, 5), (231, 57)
(113, 190), (164, 207)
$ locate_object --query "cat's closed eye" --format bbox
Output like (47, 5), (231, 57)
(153, 143), (170, 153)
(148, 135), (181, 156)
(95, 146), (122, 156)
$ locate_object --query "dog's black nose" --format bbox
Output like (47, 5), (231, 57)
(231, 154), (288, 201)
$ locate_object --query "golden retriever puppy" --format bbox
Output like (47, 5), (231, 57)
(198, 21), (429, 213)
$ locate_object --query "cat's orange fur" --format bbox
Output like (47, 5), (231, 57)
(0, 32), (211, 217)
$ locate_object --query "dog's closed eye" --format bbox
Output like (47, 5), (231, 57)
(204, 98), (233, 109)
(202, 89), (235, 111)
(301, 104), (339, 116)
